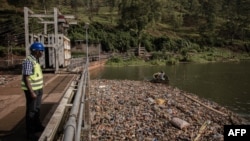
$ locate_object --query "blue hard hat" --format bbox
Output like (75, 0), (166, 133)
(30, 42), (45, 51)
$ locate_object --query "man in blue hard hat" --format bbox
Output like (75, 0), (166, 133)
(21, 42), (45, 140)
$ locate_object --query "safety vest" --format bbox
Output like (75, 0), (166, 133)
(21, 55), (43, 90)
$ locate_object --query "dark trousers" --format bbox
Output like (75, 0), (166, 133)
(24, 89), (43, 135)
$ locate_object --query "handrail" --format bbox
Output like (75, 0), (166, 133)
(38, 75), (78, 141)
(76, 65), (89, 141)
(63, 60), (89, 141)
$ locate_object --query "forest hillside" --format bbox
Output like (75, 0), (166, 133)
(0, 0), (250, 62)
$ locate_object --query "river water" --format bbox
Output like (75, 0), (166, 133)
(90, 61), (250, 120)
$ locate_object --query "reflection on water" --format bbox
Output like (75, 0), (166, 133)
(90, 61), (250, 120)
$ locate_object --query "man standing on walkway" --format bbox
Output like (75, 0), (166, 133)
(21, 42), (45, 140)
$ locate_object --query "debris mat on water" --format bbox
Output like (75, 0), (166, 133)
(89, 79), (248, 141)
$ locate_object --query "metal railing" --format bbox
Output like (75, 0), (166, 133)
(67, 57), (85, 72)
(63, 60), (90, 141)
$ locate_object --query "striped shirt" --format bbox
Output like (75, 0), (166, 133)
(22, 55), (37, 75)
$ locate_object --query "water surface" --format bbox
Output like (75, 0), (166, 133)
(90, 61), (250, 120)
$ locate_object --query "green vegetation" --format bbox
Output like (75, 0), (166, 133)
(0, 0), (250, 64)
(106, 47), (246, 66)
(0, 46), (25, 57)
(71, 51), (86, 58)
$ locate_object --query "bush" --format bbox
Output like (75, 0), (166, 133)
(166, 58), (179, 65)
(0, 47), (25, 57)
(107, 55), (123, 63)
(71, 51), (85, 58)
(12, 48), (25, 56)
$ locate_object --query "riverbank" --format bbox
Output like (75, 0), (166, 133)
(89, 79), (249, 141)
(106, 48), (250, 66)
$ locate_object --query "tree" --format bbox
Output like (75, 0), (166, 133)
(219, 0), (250, 42)
(196, 0), (221, 46)
(118, 0), (162, 48)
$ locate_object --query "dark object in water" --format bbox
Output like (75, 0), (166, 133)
(150, 75), (169, 84)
